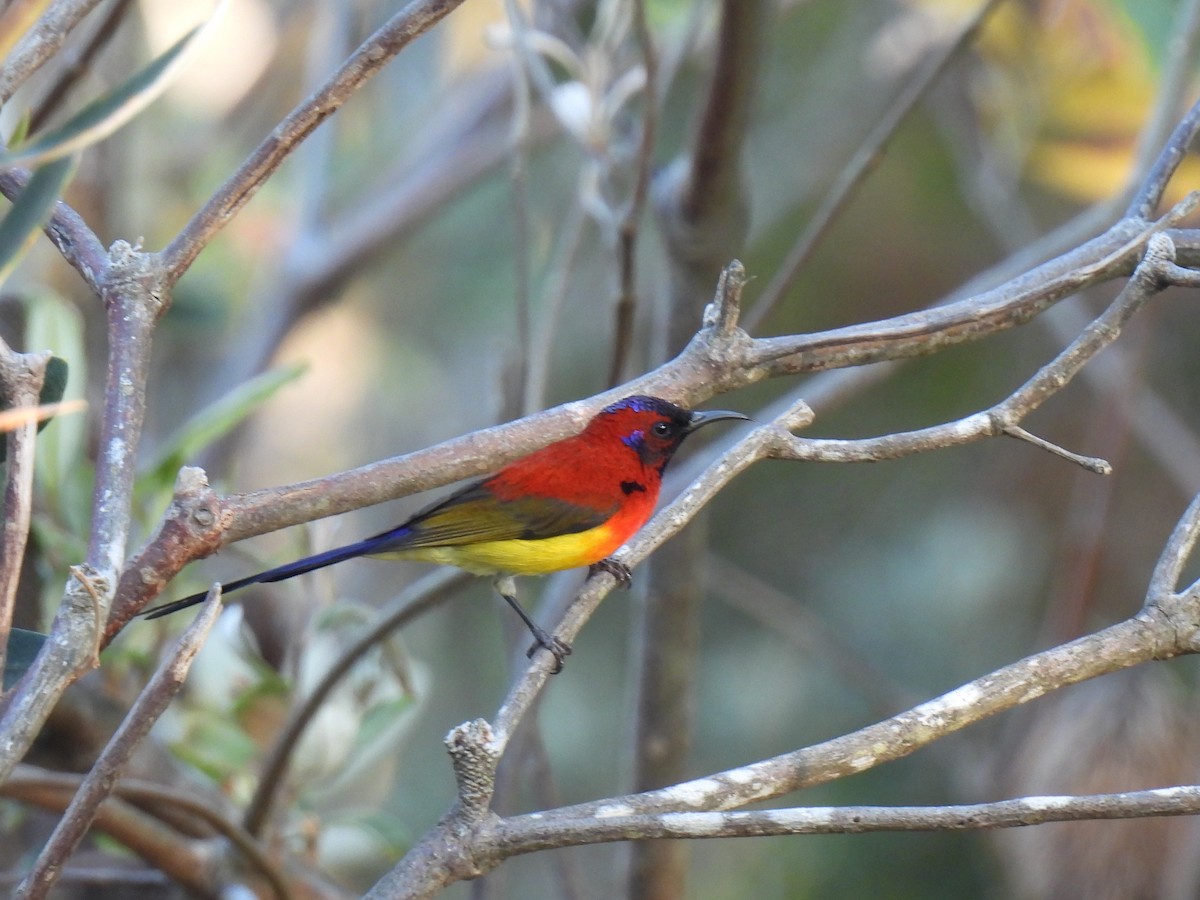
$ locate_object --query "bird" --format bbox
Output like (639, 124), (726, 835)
(143, 395), (748, 671)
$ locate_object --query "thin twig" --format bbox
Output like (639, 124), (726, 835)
(1148, 489), (1200, 602)
(768, 229), (1186, 469)
(1126, 71), (1200, 219)
(27, 0), (136, 134)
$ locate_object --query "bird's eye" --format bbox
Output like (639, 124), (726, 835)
(652, 421), (673, 437)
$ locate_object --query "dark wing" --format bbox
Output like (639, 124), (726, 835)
(366, 479), (618, 553)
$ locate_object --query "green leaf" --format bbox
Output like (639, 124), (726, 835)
(138, 363), (306, 499)
(6, 107), (31, 151)
(0, 155), (75, 285)
(3, 627), (47, 691)
(0, 0), (226, 171)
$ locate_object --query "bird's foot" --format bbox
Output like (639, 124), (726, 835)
(589, 557), (632, 589)
(525, 626), (572, 674)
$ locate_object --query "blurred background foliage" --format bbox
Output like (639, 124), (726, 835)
(5, 0), (1200, 896)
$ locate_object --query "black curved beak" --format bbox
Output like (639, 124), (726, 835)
(685, 408), (750, 434)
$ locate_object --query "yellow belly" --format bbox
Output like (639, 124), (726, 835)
(374, 524), (621, 576)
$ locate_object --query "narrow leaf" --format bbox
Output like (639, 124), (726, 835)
(0, 0), (227, 170)
(141, 362), (307, 487)
(0, 155), (76, 283)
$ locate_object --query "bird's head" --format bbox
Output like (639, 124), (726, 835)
(588, 395), (749, 472)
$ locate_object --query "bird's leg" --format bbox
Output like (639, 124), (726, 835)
(493, 575), (571, 674)
(589, 557), (632, 589)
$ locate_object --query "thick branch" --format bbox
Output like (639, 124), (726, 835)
(0, 243), (164, 786)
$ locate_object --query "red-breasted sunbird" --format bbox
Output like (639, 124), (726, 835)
(144, 395), (748, 669)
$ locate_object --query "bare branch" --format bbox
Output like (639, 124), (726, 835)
(493, 785), (1200, 848)
(749, 212), (1182, 377)
(1148, 490), (1200, 602)
(766, 228), (1187, 469)
(27, 0), (136, 134)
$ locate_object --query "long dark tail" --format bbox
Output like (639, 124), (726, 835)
(142, 534), (399, 620)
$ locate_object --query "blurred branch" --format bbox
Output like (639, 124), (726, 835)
(158, 0), (471, 284)
(27, 0), (135, 134)
(242, 568), (468, 838)
(1127, 30), (1200, 218)
(14, 595), (220, 900)
(707, 556), (919, 718)
(0, 0), (105, 104)
(1122, 0), (1200, 206)
(653, 0), (765, 323)
(0, 771), (215, 893)
(606, 0), (657, 387)
(745, 0), (1008, 332)
(3, 766), (307, 899)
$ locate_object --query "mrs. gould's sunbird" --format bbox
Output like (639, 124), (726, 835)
(144, 395), (748, 670)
